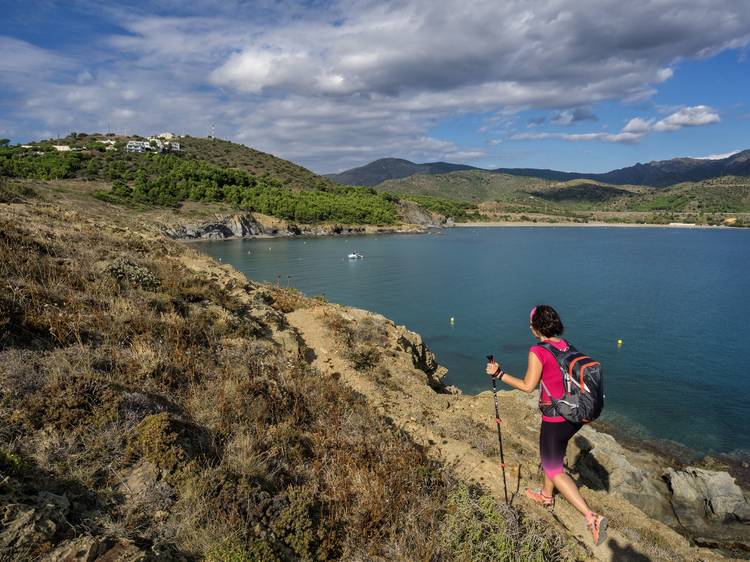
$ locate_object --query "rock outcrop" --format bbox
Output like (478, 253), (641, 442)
(45, 536), (152, 562)
(161, 214), (263, 239)
(160, 212), (429, 240)
(665, 467), (750, 550)
(0, 492), (71, 551)
(395, 324), (448, 390)
(397, 200), (447, 227)
(568, 426), (678, 525)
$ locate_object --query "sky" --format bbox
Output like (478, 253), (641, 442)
(1, 0), (749, 174)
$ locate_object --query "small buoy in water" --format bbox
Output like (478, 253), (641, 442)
(617, 339), (623, 347)
(450, 317), (455, 325)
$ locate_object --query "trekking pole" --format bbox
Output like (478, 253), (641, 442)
(487, 355), (509, 504)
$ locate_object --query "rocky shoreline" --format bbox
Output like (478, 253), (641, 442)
(159, 200), (448, 241)
(275, 298), (750, 560)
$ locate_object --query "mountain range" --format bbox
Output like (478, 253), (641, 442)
(326, 150), (750, 188)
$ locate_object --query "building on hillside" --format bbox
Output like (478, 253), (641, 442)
(52, 145), (71, 152)
(157, 132), (176, 140)
(126, 140), (151, 153)
(147, 137), (180, 152)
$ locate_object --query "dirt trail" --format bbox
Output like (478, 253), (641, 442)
(287, 305), (725, 562)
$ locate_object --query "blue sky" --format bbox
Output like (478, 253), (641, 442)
(1, 0), (749, 173)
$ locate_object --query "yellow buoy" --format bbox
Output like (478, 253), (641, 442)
(617, 339), (623, 347)
(450, 317), (455, 324)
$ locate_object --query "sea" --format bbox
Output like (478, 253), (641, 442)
(200, 226), (750, 461)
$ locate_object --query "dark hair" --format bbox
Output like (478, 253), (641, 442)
(530, 304), (564, 338)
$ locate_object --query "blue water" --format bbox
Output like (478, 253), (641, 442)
(200, 227), (750, 457)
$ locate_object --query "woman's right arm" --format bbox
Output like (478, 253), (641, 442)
(487, 352), (543, 394)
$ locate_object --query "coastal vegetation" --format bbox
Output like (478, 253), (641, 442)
(0, 140), (401, 224)
(400, 194), (480, 221)
(373, 169), (750, 226)
(1, 138), (481, 225)
(0, 185), (574, 560)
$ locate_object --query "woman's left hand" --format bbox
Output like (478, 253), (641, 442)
(486, 361), (501, 377)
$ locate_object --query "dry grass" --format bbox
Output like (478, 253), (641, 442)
(322, 311), (390, 373)
(441, 415), (498, 457)
(0, 197), (573, 560)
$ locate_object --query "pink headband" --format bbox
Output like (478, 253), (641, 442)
(529, 306), (537, 322)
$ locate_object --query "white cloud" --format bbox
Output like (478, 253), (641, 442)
(622, 117), (653, 134)
(0, 37), (70, 77)
(652, 105), (721, 131)
(516, 105), (720, 146)
(512, 131), (643, 144)
(692, 150), (740, 160)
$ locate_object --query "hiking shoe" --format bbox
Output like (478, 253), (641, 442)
(525, 488), (554, 511)
(585, 513), (608, 546)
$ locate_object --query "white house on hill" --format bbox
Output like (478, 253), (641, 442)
(126, 140), (150, 153)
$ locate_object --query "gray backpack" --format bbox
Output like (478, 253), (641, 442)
(538, 342), (604, 424)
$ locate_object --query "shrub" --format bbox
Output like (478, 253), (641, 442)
(440, 483), (569, 561)
(105, 257), (160, 291)
(0, 181), (35, 203)
(346, 346), (381, 371)
(0, 449), (26, 475)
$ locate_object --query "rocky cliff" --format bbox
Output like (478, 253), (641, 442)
(159, 211), (432, 241)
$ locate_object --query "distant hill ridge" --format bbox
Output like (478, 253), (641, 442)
(325, 158), (479, 186)
(327, 150), (750, 188)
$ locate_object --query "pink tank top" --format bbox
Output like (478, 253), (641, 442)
(531, 339), (567, 423)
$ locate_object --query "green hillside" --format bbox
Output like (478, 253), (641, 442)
(622, 176), (750, 213)
(373, 167), (750, 225)
(178, 137), (337, 191)
(0, 135), (402, 224)
(375, 170), (649, 208)
(325, 157), (478, 186)
(375, 170), (548, 202)
(5, 133), (336, 191)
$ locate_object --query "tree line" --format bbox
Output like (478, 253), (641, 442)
(0, 146), (402, 224)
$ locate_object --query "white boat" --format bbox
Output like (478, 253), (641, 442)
(347, 252), (364, 259)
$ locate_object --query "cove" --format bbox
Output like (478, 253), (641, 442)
(200, 226), (750, 459)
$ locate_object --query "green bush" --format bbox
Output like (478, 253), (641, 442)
(0, 449), (26, 475)
(441, 483), (568, 561)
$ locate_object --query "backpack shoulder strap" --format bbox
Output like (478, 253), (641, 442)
(536, 341), (572, 399)
(537, 340), (571, 357)
(539, 380), (555, 402)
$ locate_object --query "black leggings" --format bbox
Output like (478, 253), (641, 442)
(540, 420), (582, 478)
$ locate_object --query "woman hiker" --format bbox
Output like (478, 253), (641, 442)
(485, 304), (608, 546)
